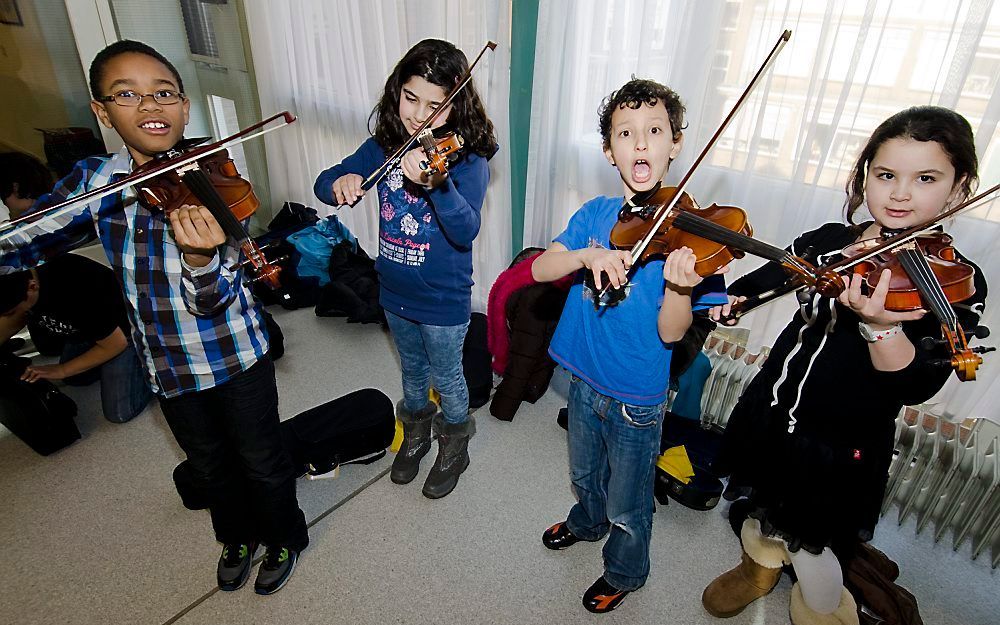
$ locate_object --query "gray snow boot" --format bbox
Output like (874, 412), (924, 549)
(390, 401), (437, 484)
(422, 415), (475, 499)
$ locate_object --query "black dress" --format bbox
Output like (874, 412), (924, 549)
(714, 222), (988, 554)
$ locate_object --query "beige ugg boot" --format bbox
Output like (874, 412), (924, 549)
(789, 582), (860, 625)
(702, 518), (790, 618)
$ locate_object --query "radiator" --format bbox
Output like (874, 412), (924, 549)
(883, 409), (1000, 568)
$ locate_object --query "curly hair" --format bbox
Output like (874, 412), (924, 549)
(844, 106), (978, 224)
(369, 39), (496, 159)
(598, 78), (686, 150)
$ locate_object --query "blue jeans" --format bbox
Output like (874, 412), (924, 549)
(61, 340), (153, 423)
(565, 376), (665, 591)
(385, 311), (470, 424)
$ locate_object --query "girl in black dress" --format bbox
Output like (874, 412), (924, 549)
(701, 106), (987, 625)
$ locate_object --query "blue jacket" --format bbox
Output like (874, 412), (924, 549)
(314, 138), (491, 325)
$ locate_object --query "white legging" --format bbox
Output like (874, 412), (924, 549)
(787, 545), (844, 614)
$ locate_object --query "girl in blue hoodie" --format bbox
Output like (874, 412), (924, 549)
(315, 39), (496, 499)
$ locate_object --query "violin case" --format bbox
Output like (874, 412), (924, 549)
(0, 353), (80, 456)
(173, 388), (394, 510)
(654, 410), (724, 511)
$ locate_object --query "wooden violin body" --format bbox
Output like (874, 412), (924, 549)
(417, 129), (465, 177)
(841, 233), (975, 312)
(135, 145), (281, 289)
(610, 186), (752, 277)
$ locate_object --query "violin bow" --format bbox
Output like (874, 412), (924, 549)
(718, 183), (1000, 323)
(356, 41), (498, 196)
(598, 30), (792, 302)
(819, 182), (1000, 275)
(0, 112), (297, 243)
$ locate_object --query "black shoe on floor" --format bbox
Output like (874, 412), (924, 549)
(542, 521), (583, 550)
(217, 542), (258, 591)
(583, 576), (630, 613)
(254, 547), (298, 595)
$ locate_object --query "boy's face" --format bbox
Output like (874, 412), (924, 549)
(90, 52), (189, 167)
(2, 188), (34, 221)
(0, 278), (39, 318)
(604, 101), (682, 196)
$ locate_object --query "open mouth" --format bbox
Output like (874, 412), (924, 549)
(632, 159), (652, 184)
(138, 119), (172, 135)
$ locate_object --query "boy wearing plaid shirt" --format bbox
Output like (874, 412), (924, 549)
(0, 40), (306, 595)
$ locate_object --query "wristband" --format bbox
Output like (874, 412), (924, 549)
(858, 322), (903, 343)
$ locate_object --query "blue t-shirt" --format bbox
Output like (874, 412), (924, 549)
(548, 196), (728, 406)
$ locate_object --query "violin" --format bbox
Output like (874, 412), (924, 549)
(840, 231), (993, 381)
(841, 232), (974, 312)
(591, 183), (841, 308)
(135, 144), (282, 289)
(416, 127), (465, 179)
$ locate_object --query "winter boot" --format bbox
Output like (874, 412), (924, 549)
(422, 414), (475, 499)
(702, 518), (790, 618)
(789, 583), (860, 625)
(390, 400), (437, 484)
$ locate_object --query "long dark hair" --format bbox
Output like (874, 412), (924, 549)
(369, 39), (496, 159)
(845, 106), (978, 224)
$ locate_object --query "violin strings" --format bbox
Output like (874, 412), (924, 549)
(896, 248), (957, 331)
(182, 169), (252, 246)
(671, 211), (788, 262)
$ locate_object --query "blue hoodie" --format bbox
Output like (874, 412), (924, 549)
(314, 138), (491, 325)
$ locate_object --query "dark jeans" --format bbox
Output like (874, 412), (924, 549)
(61, 340), (153, 423)
(159, 357), (308, 551)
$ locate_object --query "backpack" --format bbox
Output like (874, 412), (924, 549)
(0, 355), (80, 456)
(464, 312), (492, 409)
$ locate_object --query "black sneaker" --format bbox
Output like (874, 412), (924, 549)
(254, 547), (298, 595)
(583, 576), (630, 613)
(542, 521), (582, 550)
(217, 542), (257, 591)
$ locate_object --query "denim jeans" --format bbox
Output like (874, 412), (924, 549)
(158, 356), (308, 551)
(565, 375), (665, 591)
(385, 311), (470, 424)
(61, 340), (153, 423)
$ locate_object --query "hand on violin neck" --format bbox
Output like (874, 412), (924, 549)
(401, 147), (447, 189)
(580, 247), (632, 291)
(663, 247), (707, 293)
(837, 269), (926, 328)
(168, 204), (226, 267)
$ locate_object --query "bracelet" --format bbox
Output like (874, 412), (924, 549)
(858, 321), (903, 343)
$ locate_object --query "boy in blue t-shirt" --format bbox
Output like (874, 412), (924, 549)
(532, 79), (727, 613)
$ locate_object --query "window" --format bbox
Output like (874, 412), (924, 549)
(180, 0), (219, 60)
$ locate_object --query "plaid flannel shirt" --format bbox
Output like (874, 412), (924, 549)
(0, 147), (269, 398)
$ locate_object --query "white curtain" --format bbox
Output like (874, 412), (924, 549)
(244, 0), (512, 312)
(524, 0), (1000, 422)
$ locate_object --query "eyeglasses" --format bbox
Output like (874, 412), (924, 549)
(96, 89), (185, 107)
